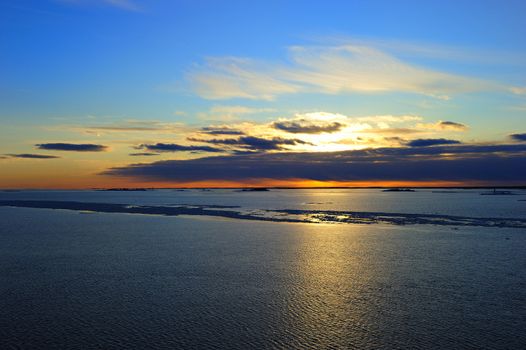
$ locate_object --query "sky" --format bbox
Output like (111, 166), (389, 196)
(1, 0), (525, 188)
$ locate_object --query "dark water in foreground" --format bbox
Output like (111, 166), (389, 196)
(0, 190), (525, 349)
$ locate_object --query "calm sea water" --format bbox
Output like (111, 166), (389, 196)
(0, 189), (525, 349)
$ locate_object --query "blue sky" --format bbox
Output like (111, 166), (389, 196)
(2, 0), (525, 120)
(1, 0), (525, 187)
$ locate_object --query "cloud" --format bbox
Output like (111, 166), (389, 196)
(36, 143), (108, 152)
(406, 138), (461, 147)
(86, 126), (161, 132)
(103, 143), (526, 183)
(189, 136), (312, 152)
(323, 36), (526, 65)
(285, 45), (483, 98)
(510, 133), (526, 142)
(209, 105), (273, 115)
(417, 120), (468, 131)
(197, 105), (276, 121)
(66, 120), (188, 135)
(356, 115), (423, 123)
(438, 121), (468, 130)
(188, 42), (498, 100)
(137, 143), (223, 153)
(185, 112), (472, 153)
(273, 120), (345, 134)
(365, 128), (422, 135)
(200, 126), (245, 135)
(129, 153), (160, 157)
(6, 154), (60, 159)
(189, 57), (301, 100)
(510, 87), (526, 95)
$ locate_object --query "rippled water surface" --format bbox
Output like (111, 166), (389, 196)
(0, 189), (525, 349)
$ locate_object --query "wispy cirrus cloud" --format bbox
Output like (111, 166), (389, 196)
(190, 58), (301, 100)
(197, 104), (276, 121)
(63, 120), (188, 136)
(187, 41), (515, 101)
(209, 105), (274, 116)
(283, 45), (484, 99)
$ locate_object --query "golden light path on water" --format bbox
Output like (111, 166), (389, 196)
(272, 190), (369, 347)
(280, 218), (409, 348)
(279, 219), (432, 348)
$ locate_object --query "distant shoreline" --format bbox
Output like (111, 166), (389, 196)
(2, 186), (526, 191)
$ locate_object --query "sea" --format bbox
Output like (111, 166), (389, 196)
(0, 188), (525, 349)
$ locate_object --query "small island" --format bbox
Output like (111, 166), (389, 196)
(240, 188), (270, 192)
(382, 188), (415, 192)
(480, 189), (515, 195)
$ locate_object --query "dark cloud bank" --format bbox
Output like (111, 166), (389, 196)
(37, 143), (107, 152)
(104, 144), (526, 183)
